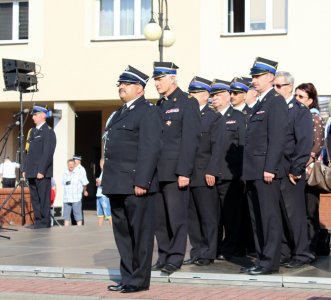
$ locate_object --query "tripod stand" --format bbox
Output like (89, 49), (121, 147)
(0, 91), (29, 239)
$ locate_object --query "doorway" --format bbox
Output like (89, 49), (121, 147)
(75, 111), (102, 210)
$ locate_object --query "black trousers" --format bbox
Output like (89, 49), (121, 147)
(236, 191), (255, 255)
(217, 180), (245, 256)
(28, 177), (51, 228)
(2, 178), (15, 188)
(280, 176), (313, 262)
(109, 194), (154, 288)
(154, 181), (190, 267)
(246, 179), (282, 270)
(305, 184), (321, 255)
(188, 186), (219, 259)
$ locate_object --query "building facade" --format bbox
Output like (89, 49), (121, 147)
(0, 0), (330, 205)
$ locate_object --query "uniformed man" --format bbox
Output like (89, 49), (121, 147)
(103, 66), (163, 293)
(210, 79), (246, 260)
(23, 104), (56, 229)
(273, 71), (314, 268)
(245, 83), (259, 109)
(230, 76), (256, 256)
(151, 62), (201, 275)
(183, 76), (224, 266)
(230, 76), (252, 119)
(242, 57), (288, 275)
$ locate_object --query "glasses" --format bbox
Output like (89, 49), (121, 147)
(230, 91), (243, 95)
(273, 83), (290, 89)
(294, 94), (308, 100)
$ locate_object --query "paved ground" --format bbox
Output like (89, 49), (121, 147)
(0, 210), (330, 299)
(1, 277), (331, 299)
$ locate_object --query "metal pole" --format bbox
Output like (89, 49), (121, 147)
(19, 91), (25, 225)
(158, 0), (163, 62)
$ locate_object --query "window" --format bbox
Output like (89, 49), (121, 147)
(97, 0), (150, 39)
(0, 0), (28, 42)
(226, 0), (287, 35)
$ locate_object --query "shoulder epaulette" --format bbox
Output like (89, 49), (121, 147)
(144, 100), (154, 106)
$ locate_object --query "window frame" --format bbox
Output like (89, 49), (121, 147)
(0, 0), (29, 44)
(95, 0), (148, 41)
(223, 0), (288, 37)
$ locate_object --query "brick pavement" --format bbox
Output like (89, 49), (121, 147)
(0, 277), (331, 300)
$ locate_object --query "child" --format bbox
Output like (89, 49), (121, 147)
(96, 158), (112, 226)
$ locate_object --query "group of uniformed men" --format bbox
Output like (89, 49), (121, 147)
(102, 57), (315, 293)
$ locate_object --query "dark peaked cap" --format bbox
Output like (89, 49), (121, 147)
(188, 76), (212, 93)
(118, 65), (149, 87)
(210, 79), (231, 95)
(31, 103), (49, 115)
(230, 77), (251, 92)
(152, 62), (178, 78)
(250, 57), (278, 76)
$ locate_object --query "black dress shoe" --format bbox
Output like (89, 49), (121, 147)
(239, 265), (258, 273)
(161, 263), (179, 274)
(183, 257), (198, 265)
(216, 254), (231, 260)
(249, 266), (274, 275)
(107, 283), (124, 291)
(285, 259), (306, 268)
(120, 285), (149, 293)
(280, 257), (291, 266)
(194, 258), (214, 266)
(151, 261), (165, 271)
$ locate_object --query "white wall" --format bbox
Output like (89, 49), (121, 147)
(199, 0), (331, 95)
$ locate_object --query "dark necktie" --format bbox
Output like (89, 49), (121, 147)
(113, 104), (127, 121)
(158, 96), (168, 109)
(120, 104), (127, 114)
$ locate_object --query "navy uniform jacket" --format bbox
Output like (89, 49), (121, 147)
(284, 97), (313, 176)
(157, 87), (201, 181)
(190, 105), (224, 187)
(242, 104), (253, 124)
(23, 122), (56, 178)
(243, 89), (288, 180)
(219, 106), (246, 180)
(102, 97), (163, 195)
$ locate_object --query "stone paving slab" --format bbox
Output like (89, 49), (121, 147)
(1, 277), (331, 300)
(0, 211), (330, 294)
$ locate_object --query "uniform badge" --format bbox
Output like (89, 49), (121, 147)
(165, 108), (179, 114)
(166, 120), (172, 126)
(226, 120), (236, 124)
(288, 103), (293, 109)
(256, 110), (265, 115)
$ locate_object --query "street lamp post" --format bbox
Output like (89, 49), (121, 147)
(143, 0), (175, 62)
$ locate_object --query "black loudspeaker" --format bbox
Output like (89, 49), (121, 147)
(2, 58), (37, 92)
(2, 59), (35, 73)
(3, 73), (38, 91)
